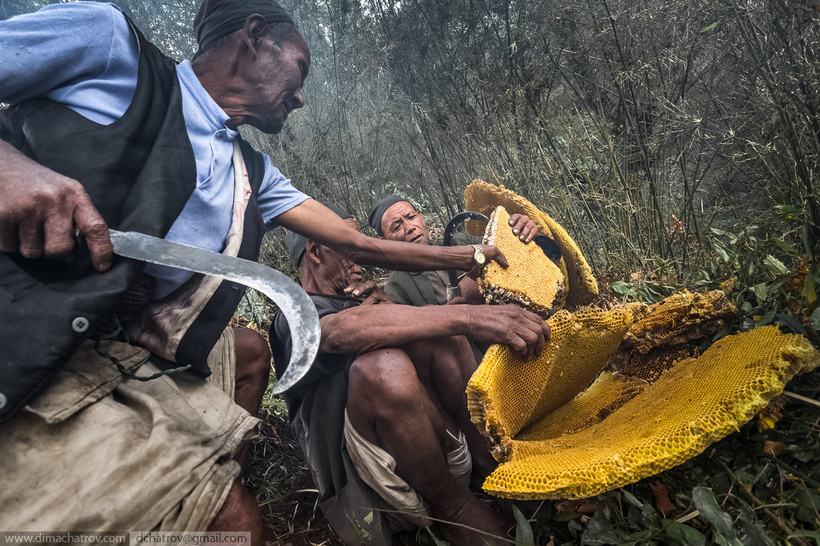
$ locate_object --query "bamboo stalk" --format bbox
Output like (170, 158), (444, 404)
(783, 391), (820, 409)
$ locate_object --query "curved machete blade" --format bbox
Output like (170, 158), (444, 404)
(108, 229), (319, 395)
(443, 211), (489, 296)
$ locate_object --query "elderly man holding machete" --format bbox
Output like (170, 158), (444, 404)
(0, 0), (512, 542)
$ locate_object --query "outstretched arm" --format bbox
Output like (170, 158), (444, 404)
(320, 302), (550, 358)
(0, 140), (112, 271)
(275, 198), (508, 273)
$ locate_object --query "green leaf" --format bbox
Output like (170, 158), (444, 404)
(700, 21), (719, 32)
(513, 505), (536, 546)
(777, 313), (807, 335)
(711, 227), (728, 236)
(714, 244), (730, 264)
(662, 519), (707, 546)
(581, 511), (621, 545)
(621, 489), (643, 507)
(773, 238), (798, 255)
(611, 281), (636, 297)
(752, 282), (769, 302)
(773, 204), (800, 220)
(735, 504), (776, 546)
(692, 487), (743, 546)
(803, 274), (817, 309)
(763, 255), (789, 276)
(234, 288), (270, 323)
(789, 530), (820, 542)
(811, 307), (820, 330)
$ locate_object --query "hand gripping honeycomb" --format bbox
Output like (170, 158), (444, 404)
(478, 206), (565, 317)
(464, 179), (598, 308)
(475, 326), (820, 500)
(467, 306), (636, 459)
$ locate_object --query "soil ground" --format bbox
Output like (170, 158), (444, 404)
(243, 398), (345, 546)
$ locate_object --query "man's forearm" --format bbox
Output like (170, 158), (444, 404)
(275, 199), (496, 272)
(320, 304), (472, 354)
(345, 233), (477, 272)
(321, 300), (550, 359)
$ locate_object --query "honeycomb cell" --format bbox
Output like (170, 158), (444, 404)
(619, 290), (737, 354)
(464, 179), (598, 309)
(609, 344), (696, 383)
(479, 206), (565, 317)
(515, 371), (648, 441)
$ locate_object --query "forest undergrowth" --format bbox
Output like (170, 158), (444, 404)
(240, 214), (820, 545)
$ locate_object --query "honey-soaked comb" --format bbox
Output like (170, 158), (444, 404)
(479, 206), (565, 317)
(606, 290), (732, 382)
(467, 306), (635, 453)
(465, 180), (597, 308)
(609, 344), (696, 383)
(620, 290), (737, 354)
(479, 326), (820, 500)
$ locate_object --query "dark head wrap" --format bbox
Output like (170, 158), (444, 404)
(367, 195), (410, 236)
(284, 201), (353, 268)
(194, 0), (296, 52)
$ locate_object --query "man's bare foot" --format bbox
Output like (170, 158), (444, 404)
(435, 489), (511, 546)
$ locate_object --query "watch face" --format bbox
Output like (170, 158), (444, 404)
(475, 248), (486, 265)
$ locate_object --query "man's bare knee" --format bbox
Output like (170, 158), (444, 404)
(233, 327), (271, 382)
(349, 349), (421, 407)
(232, 327), (271, 421)
(347, 349), (433, 441)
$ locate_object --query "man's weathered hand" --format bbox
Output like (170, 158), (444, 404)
(344, 279), (391, 305)
(509, 213), (538, 243)
(0, 141), (112, 271)
(466, 304), (551, 358)
(481, 244), (508, 268)
(465, 244), (507, 280)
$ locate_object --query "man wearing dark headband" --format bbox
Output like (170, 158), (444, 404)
(0, 0), (511, 542)
(368, 195), (538, 307)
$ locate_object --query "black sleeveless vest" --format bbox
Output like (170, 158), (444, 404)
(0, 19), (266, 422)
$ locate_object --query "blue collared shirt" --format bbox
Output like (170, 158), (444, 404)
(0, 2), (309, 298)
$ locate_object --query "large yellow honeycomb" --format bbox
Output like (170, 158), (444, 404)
(478, 206), (565, 317)
(478, 326), (819, 499)
(464, 180), (598, 308)
(467, 306), (635, 459)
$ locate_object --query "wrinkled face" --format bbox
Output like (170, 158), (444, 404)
(245, 33), (310, 134)
(381, 201), (429, 245)
(321, 219), (364, 292)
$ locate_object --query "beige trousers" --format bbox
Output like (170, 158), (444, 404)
(0, 329), (257, 532)
(342, 410), (472, 533)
